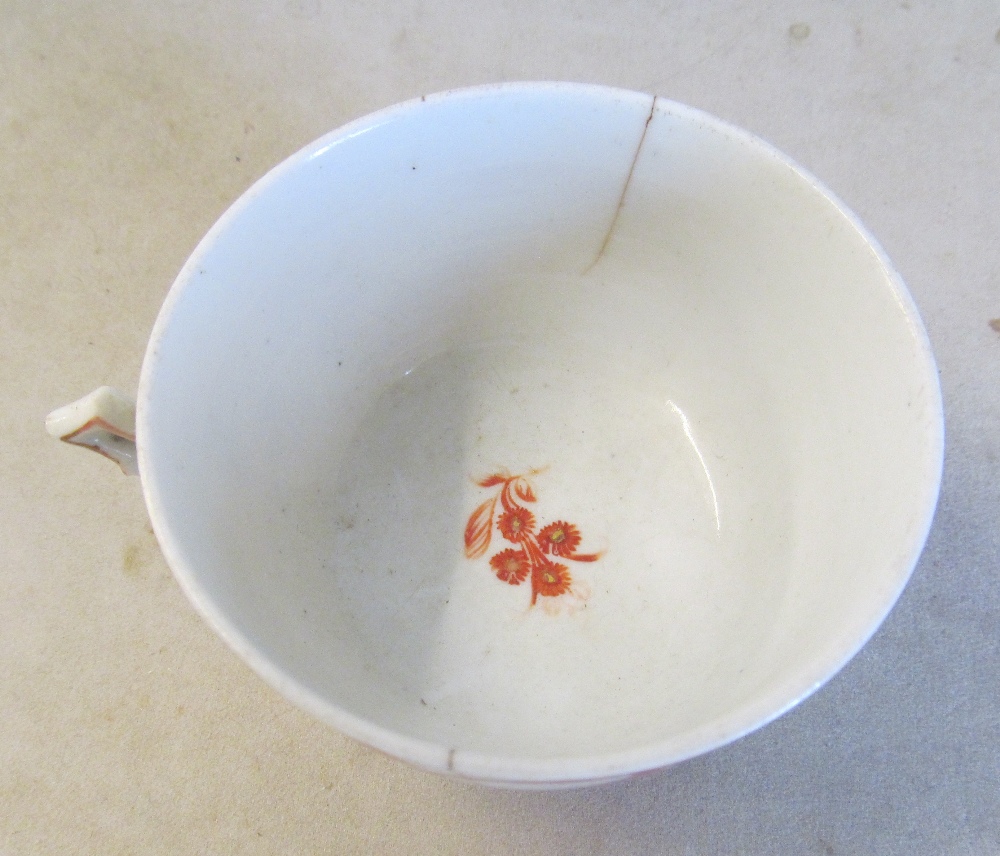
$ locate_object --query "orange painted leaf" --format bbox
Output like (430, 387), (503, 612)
(566, 550), (604, 563)
(464, 496), (497, 559)
(476, 472), (509, 488)
(513, 479), (536, 503)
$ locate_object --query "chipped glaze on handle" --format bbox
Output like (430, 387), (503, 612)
(45, 387), (138, 475)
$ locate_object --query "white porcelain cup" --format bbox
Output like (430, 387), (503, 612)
(48, 83), (943, 788)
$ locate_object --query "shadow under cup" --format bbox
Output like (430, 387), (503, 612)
(138, 85), (942, 786)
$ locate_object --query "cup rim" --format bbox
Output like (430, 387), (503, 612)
(136, 81), (944, 786)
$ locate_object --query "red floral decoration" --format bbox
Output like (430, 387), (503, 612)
(497, 507), (535, 542)
(465, 470), (603, 608)
(534, 559), (571, 598)
(490, 548), (530, 584)
(537, 521), (580, 556)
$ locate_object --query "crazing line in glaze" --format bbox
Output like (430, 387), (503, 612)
(583, 93), (658, 273)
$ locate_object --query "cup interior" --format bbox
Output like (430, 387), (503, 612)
(139, 84), (942, 785)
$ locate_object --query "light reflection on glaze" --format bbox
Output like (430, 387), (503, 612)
(667, 400), (721, 533)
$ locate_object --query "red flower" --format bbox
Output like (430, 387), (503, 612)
(497, 507), (535, 542)
(537, 521), (582, 557)
(467, 468), (603, 610)
(534, 560), (571, 599)
(490, 548), (530, 585)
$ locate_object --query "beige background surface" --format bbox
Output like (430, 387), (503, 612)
(3, 1), (998, 852)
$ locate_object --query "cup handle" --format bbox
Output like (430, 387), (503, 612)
(45, 386), (139, 476)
